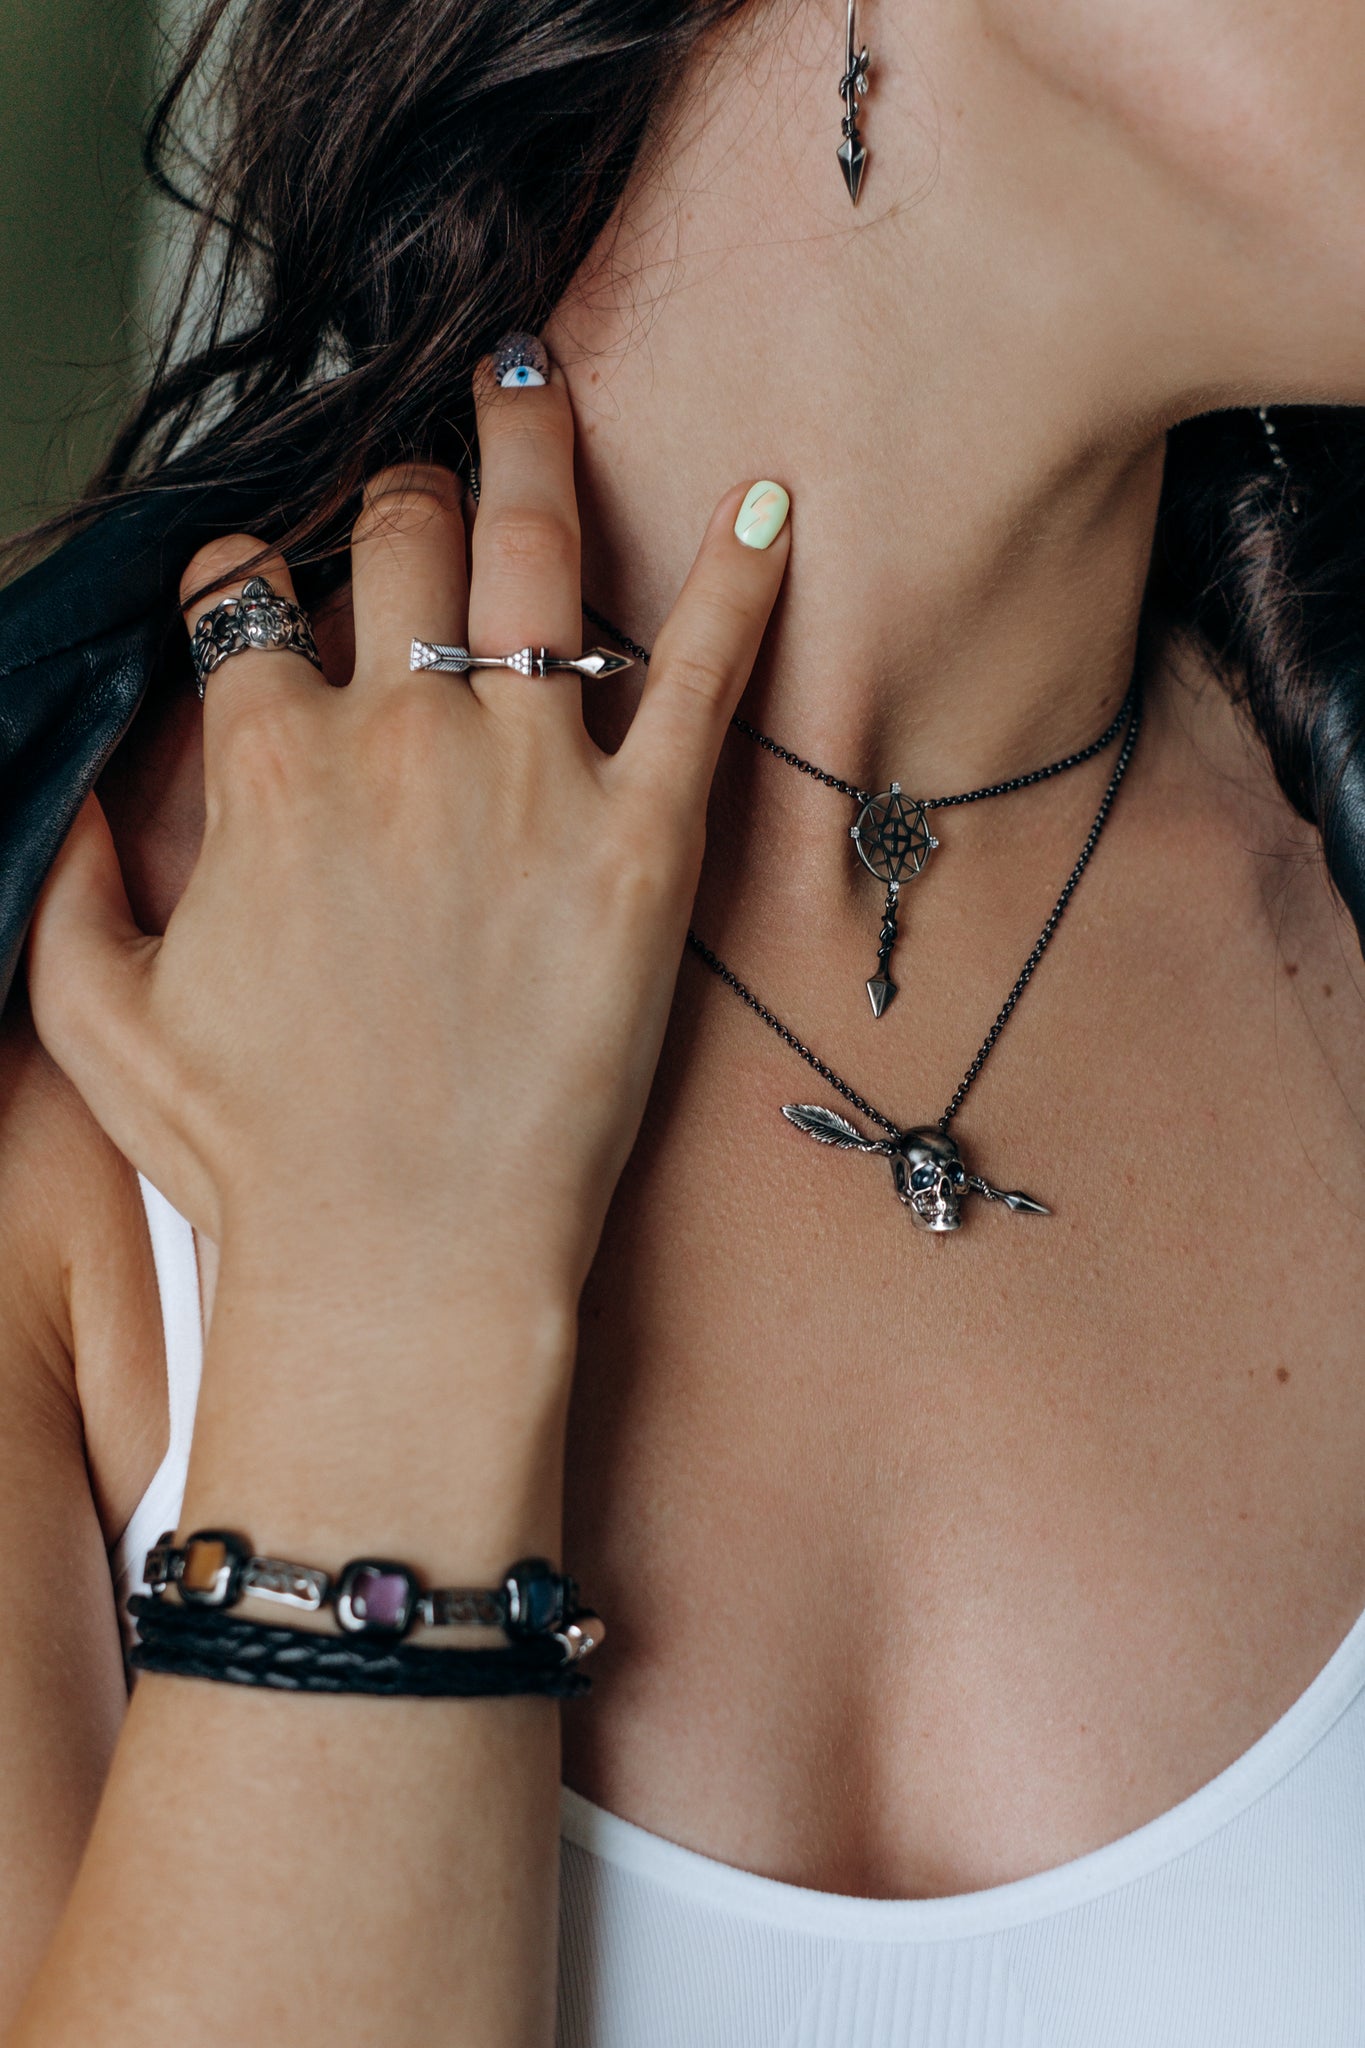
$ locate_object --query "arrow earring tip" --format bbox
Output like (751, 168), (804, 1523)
(838, 138), (868, 204)
(837, 0), (870, 204)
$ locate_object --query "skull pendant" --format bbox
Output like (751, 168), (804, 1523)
(889, 1126), (968, 1232)
(779, 1103), (1050, 1230)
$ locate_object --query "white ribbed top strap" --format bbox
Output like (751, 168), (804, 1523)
(109, 1176), (204, 1646)
(136, 1171), (204, 1471)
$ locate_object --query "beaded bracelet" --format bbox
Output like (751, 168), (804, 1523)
(145, 1531), (603, 1660)
(128, 1595), (592, 1698)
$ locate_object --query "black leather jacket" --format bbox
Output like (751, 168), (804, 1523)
(1, 483), (1363, 1018)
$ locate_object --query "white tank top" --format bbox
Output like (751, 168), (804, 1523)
(113, 1173), (1365, 2046)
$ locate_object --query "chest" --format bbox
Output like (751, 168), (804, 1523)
(558, 848), (1365, 1898)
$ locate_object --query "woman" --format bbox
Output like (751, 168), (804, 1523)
(0, 0), (1362, 2039)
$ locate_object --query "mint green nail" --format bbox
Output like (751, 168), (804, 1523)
(734, 480), (790, 550)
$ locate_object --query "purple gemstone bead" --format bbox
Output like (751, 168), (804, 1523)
(337, 1561), (418, 1636)
(353, 1569), (409, 1629)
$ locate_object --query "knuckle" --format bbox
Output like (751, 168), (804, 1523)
(360, 686), (454, 792)
(181, 534), (277, 613)
(661, 646), (734, 710)
(354, 466), (460, 546)
(692, 579), (754, 648)
(477, 504), (579, 585)
(365, 460), (459, 505)
(653, 592), (751, 712)
(210, 689), (312, 798)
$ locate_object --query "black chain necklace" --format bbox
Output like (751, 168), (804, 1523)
(584, 599), (1144, 1233)
(583, 598), (1134, 1018)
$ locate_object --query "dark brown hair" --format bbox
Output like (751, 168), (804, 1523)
(96, 0), (749, 552)
(64, 0), (1365, 925)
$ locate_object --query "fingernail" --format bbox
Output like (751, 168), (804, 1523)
(491, 332), (550, 388)
(734, 480), (790, 550)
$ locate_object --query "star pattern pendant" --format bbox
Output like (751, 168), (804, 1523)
(849, 784), (939, 1016)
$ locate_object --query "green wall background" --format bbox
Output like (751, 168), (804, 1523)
(0, 0), (152, 533)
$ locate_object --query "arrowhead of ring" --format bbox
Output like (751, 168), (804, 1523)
(577, 648), (635, 679)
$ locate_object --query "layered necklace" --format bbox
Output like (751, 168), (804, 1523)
(585, 603), (1134, 1018)
(582, 600), (1143, 1235)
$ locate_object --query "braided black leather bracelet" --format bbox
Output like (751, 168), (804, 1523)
(128, 1597), (591, 1698)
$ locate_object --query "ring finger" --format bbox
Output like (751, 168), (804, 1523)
(181, 540), (328, 802)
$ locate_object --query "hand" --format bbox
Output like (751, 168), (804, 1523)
(28, 356), (790, 1319)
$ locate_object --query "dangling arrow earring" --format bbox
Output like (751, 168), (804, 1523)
(837, 0), (871, 204)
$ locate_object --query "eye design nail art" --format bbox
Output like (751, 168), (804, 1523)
(492, 333), (550, 388)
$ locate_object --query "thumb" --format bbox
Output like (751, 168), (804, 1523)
(618, 479), (791, 822)
(27, 792), (155, 1099)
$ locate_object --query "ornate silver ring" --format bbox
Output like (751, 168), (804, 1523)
(190, 576), (325, 699)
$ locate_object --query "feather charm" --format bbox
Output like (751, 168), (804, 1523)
(781, 1103), (884, 1151)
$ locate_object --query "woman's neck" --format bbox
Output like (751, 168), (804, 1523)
(549, 2), (1209, 797)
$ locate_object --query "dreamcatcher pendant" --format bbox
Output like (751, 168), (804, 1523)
(848, 783), (938, 1016)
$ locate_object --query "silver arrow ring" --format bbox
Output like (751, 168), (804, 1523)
(409, 640), (635, 681)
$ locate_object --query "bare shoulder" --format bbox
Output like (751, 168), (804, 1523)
(0, 999), (168, 1546)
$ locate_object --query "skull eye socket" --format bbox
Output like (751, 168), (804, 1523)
(909, 1164), (938, 1192)
(952, 1166), (967, 1188)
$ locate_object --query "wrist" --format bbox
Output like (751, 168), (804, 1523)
(179, 1231), (577, 1571)
(217, 1174), (595, 1313)
(217, 1194), (583, 1322)
(178, 1397), (569, 1583)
